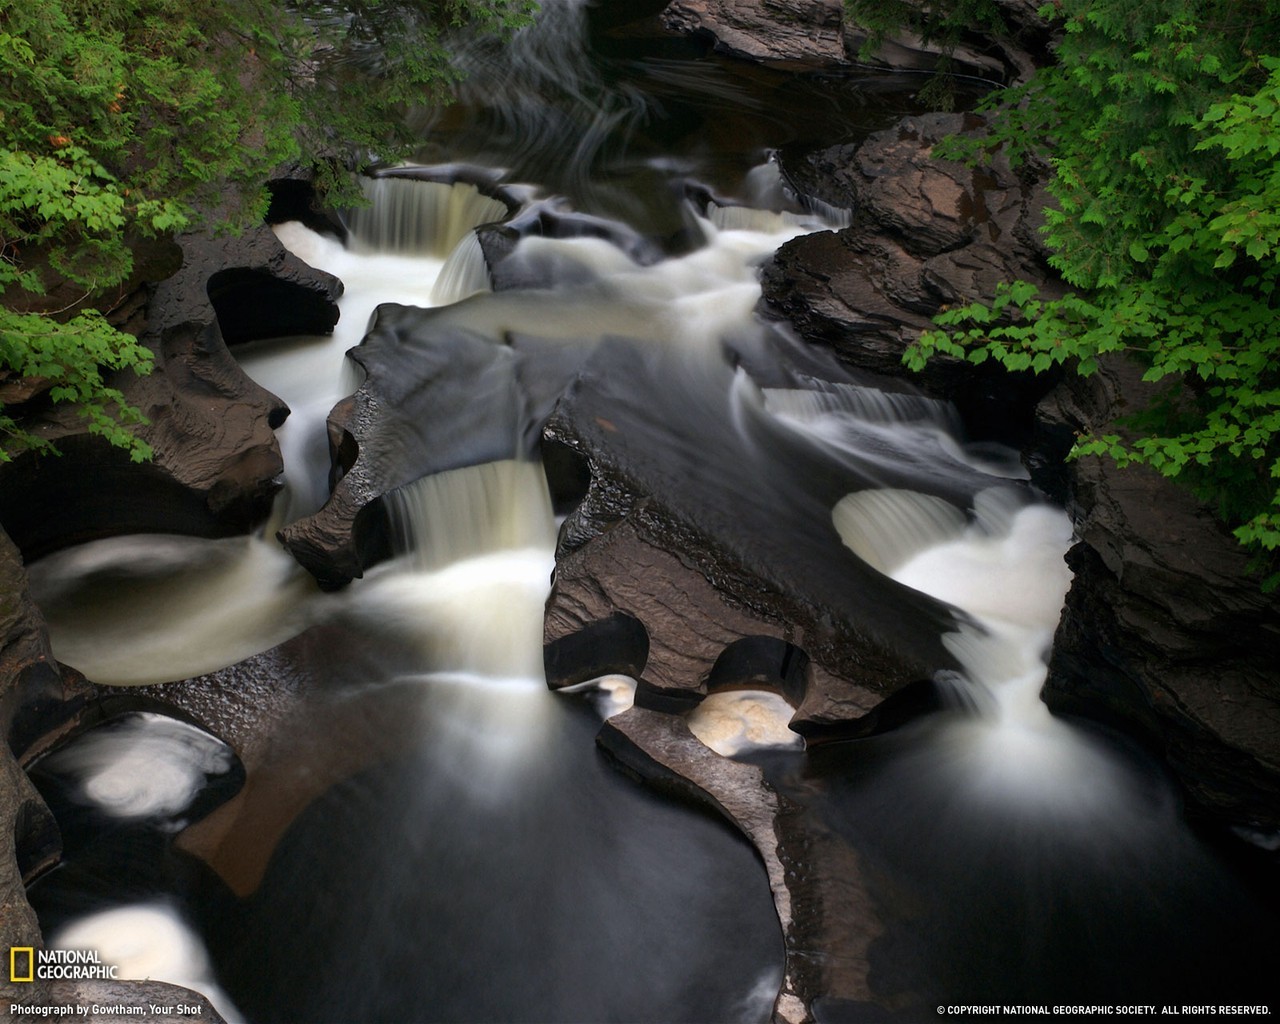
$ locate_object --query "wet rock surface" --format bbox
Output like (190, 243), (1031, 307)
(661, 0), (849, 67)
(659, 0), (1023, 81)
(764, 112), (1062, 441)
(600, 707), (882, 1024)
(13, 981), (227, 1023)
(278, 316), (581, 587)
(1036, 362), (1280, 833)
(0, 220), (340, 561)
(542, 337), (966, 736)
(1, 528), (89, 979)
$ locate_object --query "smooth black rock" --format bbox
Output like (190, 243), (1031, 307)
(278, 317), (589, 587)
(542, 336), (984, 736)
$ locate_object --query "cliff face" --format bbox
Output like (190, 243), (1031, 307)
(1037, 363), (1280, 835)
(659, 0), (1047, 81)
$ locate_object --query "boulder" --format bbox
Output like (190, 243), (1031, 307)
(542, 336), (973, 737)
(764, 112), (1063, 441)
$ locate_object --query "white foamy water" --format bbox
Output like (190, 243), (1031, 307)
(41, 714), (233, 822)
(686, 690), (803, 757)
(831, 483), (1132, 816)
(28, 534), (320, 687)
(51, 904), (243, 1023)
(262, 177), (514, 520)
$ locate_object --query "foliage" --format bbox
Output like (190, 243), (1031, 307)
(0, 0), (533, 462)
(901, 1), (1280, 582)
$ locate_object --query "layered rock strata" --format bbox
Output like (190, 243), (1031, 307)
(542, 337), (968, 735)
(0, 219), (340, 560)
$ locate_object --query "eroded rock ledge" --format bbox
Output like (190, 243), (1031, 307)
(0, 218), (340, 561)
(660, 0), (1050, 82)
(763, 111), (1062, 441)
(1037, 362), (1280, 834)
(541, 337), (967, 736)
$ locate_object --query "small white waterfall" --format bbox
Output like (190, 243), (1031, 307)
(764, 380), (962, 430)
(383, 460), (557, 572)
(832, 489), (968, 576)
(830, 482), (1127, 815)
(348, 461), (557, 687)
(740, 157), (853, 229)
(766, 381), (1029, 481)
(349, 461), (560, 785)
(342, 177), (509, 256)
(431, 229), (493, 304)
(705, 201), (816, 234)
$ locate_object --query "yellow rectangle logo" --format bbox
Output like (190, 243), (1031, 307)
(10, 946), (35, 983)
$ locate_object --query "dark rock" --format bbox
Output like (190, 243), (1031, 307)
(0, 220), (341, 561)
(278, 317), (583, 587)
(160, 224), (343, 346)
(542, 337), (974, 737)
(660, 0), (1018, 80)
(1, 528), (89, 1002)
(477, 198), (665, 293)
(266, 176), (348, 243)
(1036, 361), (1280, 833)
(662, 0), (849, 67)
(368, 162), (527, 215)
(765, 112), (1063, 442)
(17, 980), (228, 1023)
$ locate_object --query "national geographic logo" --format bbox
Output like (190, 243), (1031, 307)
(9, 948), (119, 982)
(10, 948), (33, 983)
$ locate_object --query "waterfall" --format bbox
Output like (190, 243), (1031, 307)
(27, 7), (1277, 1014)
(341, 177), (509, 256)
(430, 229), (493, 304)
(383, 460), (556, 573)
(350, 461), (558, 686)
(832, 488), (968, 576)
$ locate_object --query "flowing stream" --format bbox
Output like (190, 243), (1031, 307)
(22, 1), (1278, 1020)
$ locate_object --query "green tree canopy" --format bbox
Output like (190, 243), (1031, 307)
(893, 0), (1280, 583)
(0, 0), (532, 461)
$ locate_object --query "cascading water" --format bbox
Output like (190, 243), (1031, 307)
(22, 1), (1279, 1019)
